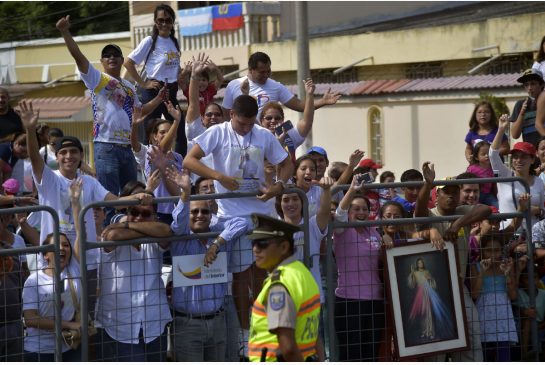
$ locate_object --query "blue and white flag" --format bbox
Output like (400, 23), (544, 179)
(178, 6), (213, 36)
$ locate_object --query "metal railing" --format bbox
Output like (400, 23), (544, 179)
(325, 176), (539, 361)
(77, 188), (310, 361)
(0, 205), (62, 360)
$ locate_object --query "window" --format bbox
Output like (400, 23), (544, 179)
(368, 106), (384, 164)
(484, 53), (533, 75)
(310, 68), (358, 84)
(405, 62), (443, 79)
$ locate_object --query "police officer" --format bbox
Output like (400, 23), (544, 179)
(247, 214), (320, 362)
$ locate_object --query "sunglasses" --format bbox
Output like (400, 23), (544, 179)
(127, 208), (153, 219)
(102, 53), (122, 59)
(263, 115), (283, 121)
(205, 112), (222, 118)
(190, 208), (210, 215)
(251, 238), (278, 249)
(156, 17), (173, 25)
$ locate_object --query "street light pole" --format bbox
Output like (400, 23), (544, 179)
(295, 1), (311, 150)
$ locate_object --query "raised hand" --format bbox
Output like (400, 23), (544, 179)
(421, 161), (435, 185)
(166, 166), (191, 192)
(132, 105), (145, 126)
(145, 169), (161, 192)
(498, 114), (509, 129)
(183, 61), (193, 74)
(17, 101), (40, 131)
(316, 176), (335, 191)
(304, 78), (315, 95)
(147, 145), (168, 171)
(480, 258), (492, 272)
(192, 52), (210, 75)
(320, 87), (341, 105)
(348, 149), (365, 168)
(500, 257), (514, 276)
(69, 177), (83, 202)
(56, 15), (71, 32)
(165, 100), (182, 122)
(350, 174), (365, 191)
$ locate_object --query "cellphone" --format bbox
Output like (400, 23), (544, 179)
(357, 172), (374, 185)
(275, 120), (293, 136)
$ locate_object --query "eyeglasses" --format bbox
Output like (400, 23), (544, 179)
(156, 17), (173, 25)
(263, 116), (283, 121)
(127, 208), (153, 219)
(102, 53), (122, 59)
(251, 238), (278, 249)
(190, 208), (210, 215)
(205, 112), (222, 118)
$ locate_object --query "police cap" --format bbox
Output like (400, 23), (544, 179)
(247, 213), (300, 241)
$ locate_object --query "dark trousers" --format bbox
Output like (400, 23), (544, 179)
(138, 82), (187, 157)
(0, 322), (23, 361)
(24, 348), (81, 362)
(95, 327), (167, 362)
(335, 297), (385, 362)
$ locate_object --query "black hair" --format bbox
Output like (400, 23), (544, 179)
(379, 170), (395, 183)
(120, 180), (146, 197)
(146, 118), (173, 144)
(146, 4), (180, 67)
(48, 128), (64, 138)
(400, 169), (423, 182)
(470, 140), (491, 165)
(328, 161), (348, 181)
(350, 195), (371, 212)
(537, 35), (545, 63)
(380, 200), (408, 218)
(204, 102), (223, 115)
(248, 52), (271, 69)
(468, 101), (498, 132)
(275, 191), (303, 220)
(232, 95), (258, 118)
(456, 171), (478, 180)
(294, 154), (317, 181)
(479, 234), (502, 251)
(42, 232), (72, 265)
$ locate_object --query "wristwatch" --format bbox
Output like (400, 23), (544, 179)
(210, 239), (221, 251)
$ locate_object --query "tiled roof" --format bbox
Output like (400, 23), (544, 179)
(20, 96), (91, 119)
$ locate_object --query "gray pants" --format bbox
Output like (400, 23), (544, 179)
(173, 312), (226, 362)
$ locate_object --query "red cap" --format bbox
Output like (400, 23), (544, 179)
(358, 158), (382, 169)
(510, 141), (536, 156)
(489, 206), (499, 214)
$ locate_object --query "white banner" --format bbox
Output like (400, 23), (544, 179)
(172, 252), (228, 287)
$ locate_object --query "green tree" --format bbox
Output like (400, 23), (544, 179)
(0, 1), (129, 42)
(478, 92), (510, 117)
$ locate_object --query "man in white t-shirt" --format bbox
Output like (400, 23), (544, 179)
(184, 94), (293, 349)
(19, 101), (154, 323)
(56, 16), (163, 206)
(222, 52), (341, 119)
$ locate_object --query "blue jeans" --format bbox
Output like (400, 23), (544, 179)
(94, 142), (137, 223)
(96, 327), (167, 362)
(479, 192), (499, 208)
(139, 82), (187, 156)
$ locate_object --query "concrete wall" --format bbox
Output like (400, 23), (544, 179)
(283, 90), (526, 179)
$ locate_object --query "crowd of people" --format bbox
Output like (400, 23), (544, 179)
(2, 4), (545, 362)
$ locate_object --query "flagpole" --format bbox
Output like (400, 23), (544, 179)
(296, 1), (311, 151)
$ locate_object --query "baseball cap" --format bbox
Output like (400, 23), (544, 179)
(517, 68), (544, 84)
(435, 176), (459, 191)
(55, 136), (84, 154)
(306, 146), (328, 161)
(101, 44), (123, 57)
(247, 213), (300, 241)
(510, 141), (536, 156)
(358, 158), (382, 169)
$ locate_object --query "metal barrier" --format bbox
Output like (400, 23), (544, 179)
(325, 177), (539, 362)
(77, 188), (310, 361)
(0, 205), (62, 360)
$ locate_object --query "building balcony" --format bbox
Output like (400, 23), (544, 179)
(131, 2), (281, 52)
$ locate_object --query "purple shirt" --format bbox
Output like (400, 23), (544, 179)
(333, 227), (383, 300)
(464, 128), (507, 147)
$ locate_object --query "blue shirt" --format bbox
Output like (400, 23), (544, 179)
(170, 199), (248, 314)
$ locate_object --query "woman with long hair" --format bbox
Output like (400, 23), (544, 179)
(124, 4), (186, 155)
(532, 35), (545, 78)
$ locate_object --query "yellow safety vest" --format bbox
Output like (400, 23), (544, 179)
(249, 259), (320, 362)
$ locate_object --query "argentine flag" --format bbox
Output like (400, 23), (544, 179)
(178, 6), (213, 36)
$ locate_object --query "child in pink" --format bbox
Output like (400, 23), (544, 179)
(467, 140), (498, 207)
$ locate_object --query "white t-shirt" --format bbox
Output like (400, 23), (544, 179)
(95, 244), (172, 344)
(532, 61), (545, 82)
(80, 63), (141, 144)
(186, 117), (215, 183)
(194, 122), (288, 217)
(222, 76), (294, 117)
(128, 35), (180, 82)
(489, 147), (545, 228)
(34, 166), (109, 269)
(39, 145), (58, 170)
(22, 264), (81, 353)
(11, 233), (27, 263)
(294, 216), (327, 303)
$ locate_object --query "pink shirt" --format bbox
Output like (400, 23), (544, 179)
(467, 164), (494, 194)
(333, 227), (384, 300)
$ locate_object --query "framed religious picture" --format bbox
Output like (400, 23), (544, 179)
(384, 240), (469, 359)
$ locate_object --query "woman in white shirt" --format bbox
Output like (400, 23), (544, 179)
(532, 35), (545, 80)
(490, 115), (545, 229)
(124, 4), (186, 155)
